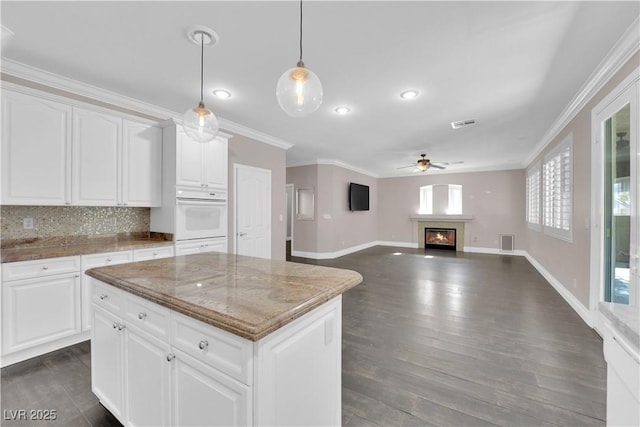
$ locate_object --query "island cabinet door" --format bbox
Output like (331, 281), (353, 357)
(124, 325), (172, 427)
(92, 306), (124, 423)
(255, 296), (342, 427)
(172, 349), (252, 427)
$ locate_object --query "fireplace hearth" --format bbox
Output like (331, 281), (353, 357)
(425, 228), (457, 250)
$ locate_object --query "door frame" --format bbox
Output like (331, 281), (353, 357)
(285, 183), (294, 243)
(233, 163), (272, 258)
(590, 66), (639, 329)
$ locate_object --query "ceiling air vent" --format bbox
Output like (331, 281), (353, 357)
(451, 119), (476, 129)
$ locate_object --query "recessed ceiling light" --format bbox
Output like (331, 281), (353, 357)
(212, 89), (231, 99)
(400, 90), (419, 100)
(334, 106), (351, 115)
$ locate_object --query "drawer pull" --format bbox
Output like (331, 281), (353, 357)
(106, 258), (112, 263)
(153, 253), (158, 257)
(42, 266), (49, 270)
(198, 340), (209, 350)
(138, 312), (147, 320)
(166, 353), (176, 362)
(117, 324), (126, 331)
(113, 322), (119, 329)
(100, 294), (108, 300)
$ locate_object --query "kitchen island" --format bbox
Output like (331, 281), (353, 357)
(86, 252), (363, 427)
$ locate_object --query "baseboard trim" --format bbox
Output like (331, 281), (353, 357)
(463, 246), (527, 256)
(523, 252), (592, 327)
(376, 241), (419, 249)
(291, 241), (379, 260)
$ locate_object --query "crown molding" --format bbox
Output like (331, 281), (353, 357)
(522, 16), (640, 168)
(218, 118), (293, 150)
(287, 159), (379, 178)
(0, 58), (294, 150)
(0, 59), (178, 120)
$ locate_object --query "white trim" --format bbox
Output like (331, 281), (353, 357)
(1, 332), (90, 368)
(523, 17), (640, 168)
(524, 252), (592, 327)
(590, 67), (640, 314)
(291, 241), (379, 260)
(287, 158), (379, 178)
(1, 58), (294, 151)
(376, 241), (419, 249)
(219, 118), (293, 150)
(463, 246), (527, 257)
(410, 214), (473, 222)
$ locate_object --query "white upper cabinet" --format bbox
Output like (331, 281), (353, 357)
(1, 88), (162, 207)
(175, 127), (228, 190)
(72, 108), (121, 206)
(2, 90), (72, 205)
(122, 122), (162, 207)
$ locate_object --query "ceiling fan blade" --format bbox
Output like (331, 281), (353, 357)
(396, 164), (416, 169)
(429, 163), (446, 170)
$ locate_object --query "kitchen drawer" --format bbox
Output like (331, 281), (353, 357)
(2, 256), (81, 282)
(124, 292), (170, 340)
(174, 238), (227, 256)
(171, 311), (253, 385)
(82, 250), (132, 270)
(93, 279), (125, 314)
(132, 245), (174, 262)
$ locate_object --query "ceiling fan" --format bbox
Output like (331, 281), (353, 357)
(397, 154), (452, 172)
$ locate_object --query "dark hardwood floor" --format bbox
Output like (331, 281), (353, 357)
(2, 246), (606, 426)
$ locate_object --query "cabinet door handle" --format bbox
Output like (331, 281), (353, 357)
(166, 353), (176, 362)
(138, 312), (147, 320)
(42, 266), (49, 270)
(100, 294), (108, 300)
(106, 258), (112, 262)
(198, 340), (209, 350)
(113, 322), (119, 329)
(117, 324), (126, 331)
(153, 252), (158, 257)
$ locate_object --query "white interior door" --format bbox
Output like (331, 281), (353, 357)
(234, 164), (271, 259)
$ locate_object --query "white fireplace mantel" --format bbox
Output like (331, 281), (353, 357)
(410, 214), (473, 222)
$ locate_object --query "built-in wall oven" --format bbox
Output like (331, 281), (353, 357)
(175, 187), (227, 241)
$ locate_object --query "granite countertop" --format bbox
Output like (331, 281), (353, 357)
(86, 252), (363, 341)
(1, 235), (173, 263)
(599, 302), (640, 351)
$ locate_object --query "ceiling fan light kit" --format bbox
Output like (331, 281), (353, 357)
(276, 0), (323, 117)
(182, 26), (219, 143)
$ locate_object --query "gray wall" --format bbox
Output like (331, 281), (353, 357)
(286, 164), (378, 254)
(377, 169), (527, 250)
(524, 51), (640, 308)
(228, 134), (287, 260)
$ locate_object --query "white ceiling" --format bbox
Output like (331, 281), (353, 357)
(1, 1), (638, 177)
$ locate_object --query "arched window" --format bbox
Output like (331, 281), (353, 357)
(419, 184), (462, 215)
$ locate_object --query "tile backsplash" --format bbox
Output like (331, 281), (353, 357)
(1, 206), (151, 241)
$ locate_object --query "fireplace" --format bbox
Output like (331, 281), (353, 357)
(425, 228), (457, 250)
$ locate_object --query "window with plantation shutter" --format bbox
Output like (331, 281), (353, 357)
(526, 163), (541, 231)
(542, 134), (572, 241)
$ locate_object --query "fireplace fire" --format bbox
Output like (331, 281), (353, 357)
(425, 228), (456, 250)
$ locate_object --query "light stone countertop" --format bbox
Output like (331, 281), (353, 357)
(599, 302), (640, 351)
(86, 252), (363, 341)
(1, 237), (173, 263)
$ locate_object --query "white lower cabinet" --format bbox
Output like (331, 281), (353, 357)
(603, 322), (640, 427)
(173, 349), (251, 427)
(1, 256), (83, 366)
(92, 279), (342, 426)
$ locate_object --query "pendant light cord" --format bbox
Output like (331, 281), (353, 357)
(200, 33), (204, 104)
(299, 0), (303, 63)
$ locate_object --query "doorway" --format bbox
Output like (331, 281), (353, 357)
(591, 68), (639, 314)
(285, 184), (294, 259)
(234, 164), (271, 259)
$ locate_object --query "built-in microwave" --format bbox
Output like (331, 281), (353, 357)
(175, 188), (227, 241)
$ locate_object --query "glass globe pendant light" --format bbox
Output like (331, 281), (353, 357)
(183, 29), (219, 142)
(276, 0), (323, 117)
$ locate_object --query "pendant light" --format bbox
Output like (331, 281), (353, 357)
(183, 28), (219, 143)
(276, 0), (323, 117)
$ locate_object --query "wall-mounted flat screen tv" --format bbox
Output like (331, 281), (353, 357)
(349, 183), (370, 211)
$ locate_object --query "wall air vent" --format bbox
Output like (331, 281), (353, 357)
(451, 119), (476, 129)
